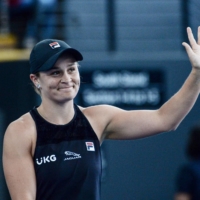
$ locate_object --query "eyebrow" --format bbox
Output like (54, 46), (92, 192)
(67, 63), (77, 66)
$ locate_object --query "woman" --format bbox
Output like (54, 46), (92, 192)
(3, 27), (200, 200)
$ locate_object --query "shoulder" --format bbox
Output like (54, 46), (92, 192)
(3, 112), (36, 153)
(6, 112), (35, 135)
(78, 104), (125, 117)
(78, 104), (129, 127)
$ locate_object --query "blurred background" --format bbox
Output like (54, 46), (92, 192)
(0, 0), (200, 199)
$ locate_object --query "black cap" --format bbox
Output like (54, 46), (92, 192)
(29, 39), (83, 74)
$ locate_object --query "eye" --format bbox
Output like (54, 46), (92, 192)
(68, 67), (76, 73)
(51, 70), (61, 76)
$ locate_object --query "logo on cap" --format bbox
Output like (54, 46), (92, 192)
(49, 42), (60, 49)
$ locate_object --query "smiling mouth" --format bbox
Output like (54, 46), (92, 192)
(58, 86), (74, 90)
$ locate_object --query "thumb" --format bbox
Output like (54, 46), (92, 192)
(182, 42), (194, 57)
(182, 42), (200, 68)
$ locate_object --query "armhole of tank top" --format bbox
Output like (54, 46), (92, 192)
(29, 109), (39, 159)
(29, 108), (39, 135)
(74, 104), (101, 145)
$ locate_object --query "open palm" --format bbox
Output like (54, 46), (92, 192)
(183, 27), (200, 69)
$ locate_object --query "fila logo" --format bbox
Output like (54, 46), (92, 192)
(36, 155), (57, 165)
(49, 42), (60, 49)
(85, 142), (95, 151)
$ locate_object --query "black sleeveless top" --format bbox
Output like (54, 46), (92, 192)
(30, 104), (102, 200)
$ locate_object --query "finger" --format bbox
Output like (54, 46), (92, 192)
(182, 42), (194, 57)
(197, 26), (200, 45)
(187, 27), (197, 48)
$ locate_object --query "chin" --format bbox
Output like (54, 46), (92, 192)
(54, 95), (76, 103)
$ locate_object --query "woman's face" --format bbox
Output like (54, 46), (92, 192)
(31, 54), (80, 104)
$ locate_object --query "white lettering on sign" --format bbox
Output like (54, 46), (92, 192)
(93, 71), (149, 88)
(83, 88), (160, 106)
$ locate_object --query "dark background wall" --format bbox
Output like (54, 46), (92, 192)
(0, 61), (36, 199)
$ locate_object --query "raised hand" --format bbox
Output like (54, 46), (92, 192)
(183, 27), (200, 69)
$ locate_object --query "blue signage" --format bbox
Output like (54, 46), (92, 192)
(78, 69), (165, 109)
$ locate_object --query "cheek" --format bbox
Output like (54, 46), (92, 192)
(41, 79), (58, 90)
(75, 74), (80, 85)
(49, 79), (58, 87)
(77, 77), (81, 85)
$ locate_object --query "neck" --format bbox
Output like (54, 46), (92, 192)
(37, 100), (75, 125)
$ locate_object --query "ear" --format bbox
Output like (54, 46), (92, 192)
(30, 74), (39, 86)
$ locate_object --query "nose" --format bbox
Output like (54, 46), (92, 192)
(61, 71), (71, 83)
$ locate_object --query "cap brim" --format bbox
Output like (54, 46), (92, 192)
(39, 48), (83, 72)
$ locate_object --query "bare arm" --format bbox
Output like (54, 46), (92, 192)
(3, 116), (36, 200)
(84, 27), (200, 141)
